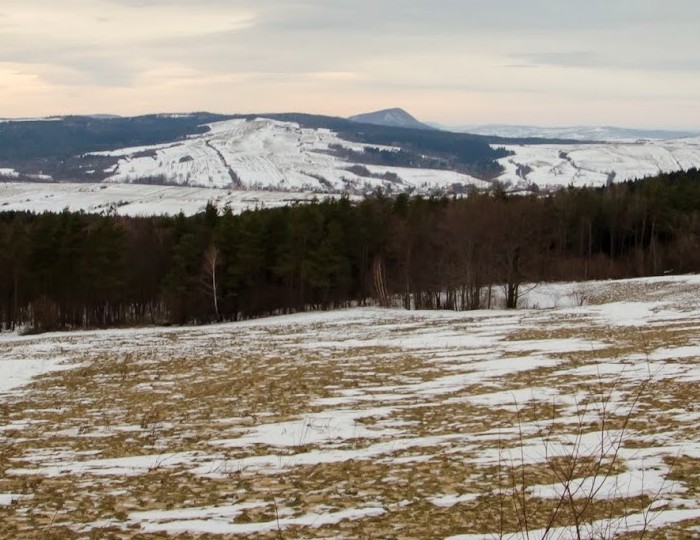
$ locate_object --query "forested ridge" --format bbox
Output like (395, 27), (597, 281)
(0, 114), (228, 161)
(2, 168), (700, 332)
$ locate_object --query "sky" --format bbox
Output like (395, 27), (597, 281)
(1, 0), (700, 128)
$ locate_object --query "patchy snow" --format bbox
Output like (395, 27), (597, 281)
(429, 493), (480, 508)
(213, 408), (400, 448)
(2, 274), (700, 537)
(0, 168), (20, 178)
(447, 507), (700, 540)
(0, 493), (32, 506)
(460, 387), (560, 412)
(128, 501), (268, 523)
(528, 451), (675, 502)
(593, 301), (658, 326)
(133, 505), (385, 535)
(6, 452), (202, 477)
(200, 435), (463, 476)
(0, 345), (81, 395)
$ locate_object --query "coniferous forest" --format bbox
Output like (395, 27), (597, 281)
(2, 168), (700, 332)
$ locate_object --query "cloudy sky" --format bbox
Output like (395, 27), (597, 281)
(1, 0), (699, 128)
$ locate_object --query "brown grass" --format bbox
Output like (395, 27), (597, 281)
(1, 278), (699, 538)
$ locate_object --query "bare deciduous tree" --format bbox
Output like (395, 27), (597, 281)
(201, 245), (221, 321)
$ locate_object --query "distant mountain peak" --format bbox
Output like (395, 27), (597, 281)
(348, 108), (435, 130)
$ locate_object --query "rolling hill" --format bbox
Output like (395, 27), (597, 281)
(2, 112), (700, 216)
(0, 112), (507, 191)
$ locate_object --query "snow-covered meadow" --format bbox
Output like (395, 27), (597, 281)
(496, 137), (700, 190)
(0, 182), (333, 217)
(1, 276), (700, 538)
(96, 118), (488, 194)
(86, 118), (700, 196)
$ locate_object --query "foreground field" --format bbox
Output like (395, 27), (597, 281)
(1, 276), (700, 538)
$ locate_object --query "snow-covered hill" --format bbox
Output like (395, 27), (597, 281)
(95, 118), (486, 194)
(95, 117), (700, 197)
(0, 182), (332, 217)
(494, 137), (700, 190)
(5, 115), (700, 217)
(443, 124), (699, 142)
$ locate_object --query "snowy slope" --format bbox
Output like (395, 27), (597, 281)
(2, 275), (700, 536)
(97, 118), (485, 194)
(0, 182), (334, 217)
(0, 168), (19, 179)
(96, 117), (700, 197)
(495, 137), (700, 190)
(444, 124), (699, 142)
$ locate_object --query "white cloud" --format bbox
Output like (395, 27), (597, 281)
(1, 1), (255, 45)
(0, 0), (699, 127)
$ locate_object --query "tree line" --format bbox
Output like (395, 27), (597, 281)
(2, 168), (700, 332)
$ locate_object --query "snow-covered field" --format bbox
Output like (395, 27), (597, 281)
(496, 137), (700, 190)
(0, 182), (336, 217)
(97, 117), (700, 196)
(449, 125), (699, 142)
(2, 275), (700, 538)
(96, 118), (487, 194)
(0, 168), (20, 179)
